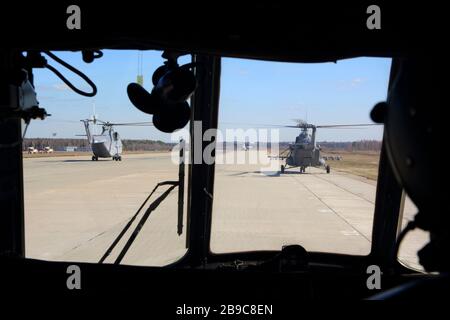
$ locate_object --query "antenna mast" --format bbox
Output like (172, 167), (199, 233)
(137, 52), (144, 86)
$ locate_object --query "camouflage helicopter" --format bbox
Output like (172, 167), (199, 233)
(275, 120), (379, 174)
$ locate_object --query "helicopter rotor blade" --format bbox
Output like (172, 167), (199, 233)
(90, 121), (153, 127)
(316, 124), (381, 128)
(84, 120), (379, 128)
(219, 122), (380, 129)
(110, 124), (154, 127)
(47, 119), (81, 124)
(292, 119), (308, 126)
(220, 123), (312, 129)
(110, 122), (154, 126)
(84, 118), (106, 124)
(220, 122), (286, 128)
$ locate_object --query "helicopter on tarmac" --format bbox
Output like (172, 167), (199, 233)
(273, 120), (380, 173)
(80, 116), (153, 161)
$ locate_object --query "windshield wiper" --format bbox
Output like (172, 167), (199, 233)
(177, 139), (186, 235)
(98, 180), (178, 264)
(99, 140), (186, 264)
(114, 182), (178, 264)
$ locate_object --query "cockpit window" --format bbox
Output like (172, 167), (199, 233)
(23, 50), (189, 266)
(210, 57), (390, 256)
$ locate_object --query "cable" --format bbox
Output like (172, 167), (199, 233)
(138, 51), (143, 75)
(43, 51), (97, 97)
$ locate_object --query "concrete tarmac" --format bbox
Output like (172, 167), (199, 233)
(23, 151), (426, 269)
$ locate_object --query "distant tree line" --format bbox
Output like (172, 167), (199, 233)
(23, 138), (90, 151)
(275, 140), (382, 152)
(217, 140), (382, 152)
(22, 138), (174, 151)
(23, 138), (381, 152)
(122, 139), (174, 151)
(318, 140), (382, 151)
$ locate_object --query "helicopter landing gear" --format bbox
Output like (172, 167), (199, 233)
(326, 165), (330, 174)
(92, 155), (98, 161)
(280, 165), (285, 173)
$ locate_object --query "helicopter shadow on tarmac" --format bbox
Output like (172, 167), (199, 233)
(38, 159), (113, 163)
(60, 159), (114, 162)
(227, 170), (328, 177)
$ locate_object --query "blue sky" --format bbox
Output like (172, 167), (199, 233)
(28, 50), (391, 142)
